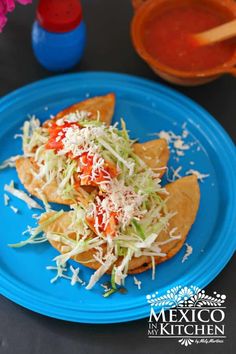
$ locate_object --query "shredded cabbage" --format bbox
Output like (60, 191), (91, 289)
(4, 182), (43, 210)
(9, 210), (64, 248)
(0, 155), (21, 170)
(86, 254), (117, 290)
(9, 113), (176, 293)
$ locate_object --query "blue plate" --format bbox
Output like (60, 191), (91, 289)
(0, 72), (235, 323)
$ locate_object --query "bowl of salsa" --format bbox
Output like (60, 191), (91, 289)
(131, 0), (236, 85)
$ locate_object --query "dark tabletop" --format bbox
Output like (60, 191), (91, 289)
(0, 1), (235, 354)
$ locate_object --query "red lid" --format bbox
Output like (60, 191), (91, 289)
(36, 0), (83, 33)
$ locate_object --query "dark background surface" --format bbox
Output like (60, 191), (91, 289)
(0, 1), (235, 354)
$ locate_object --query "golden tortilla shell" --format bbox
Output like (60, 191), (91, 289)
(129, 175), (200, 273)
(16, 139), (169, 206)
(16, 93), (116, 205)
(40, 211), (102, 270)
(16, 94), (170, 205)
(39, 175), (200, 273)
(15, 157), (94, 206)
(133, 138), (169, 178)
(44, 93), (115, 127)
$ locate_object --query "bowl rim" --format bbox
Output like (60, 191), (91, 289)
(131, 0), (236, 79)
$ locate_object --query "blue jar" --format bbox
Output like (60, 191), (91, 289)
(32, 0), (86, 72)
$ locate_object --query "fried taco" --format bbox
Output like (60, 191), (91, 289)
(38, 175), (199, 289)
(9, 93), (200, 292)
(16, 94), (169, 206)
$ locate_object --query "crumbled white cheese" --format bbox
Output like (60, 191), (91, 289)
(174, 139), (190, 151)
(157, 125), (210, 185)
(58, 125), (104, 158)
(182, 243), (193, 263)
(158, 130), (173, 143)
(156, 124), (201, 161)
(186, 169), (209, 182)
(10, 205), (18, 214)
(55, 118), (65, 126)
(169, 166), (182, 181)
(182, 129), (189, 139)
(14, 134), (23, 139)
(69, 265), (83, 286)
(133, 276), (142, 290)
(101, 283), (110, 291)
(88, 179), (145, 234)
(4, 193), (10, 206)
(176, 150), (185, 157)
(46, 261), (70, 284)
(56, 110), (91, 126)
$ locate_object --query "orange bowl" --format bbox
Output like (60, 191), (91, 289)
(131, 0), (236, 86)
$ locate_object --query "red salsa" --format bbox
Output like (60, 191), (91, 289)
(143, 4), (236, 71)
(46, 121), (118, 188)
(45, 121), (79, 151)
(86, 203), (118, 237)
